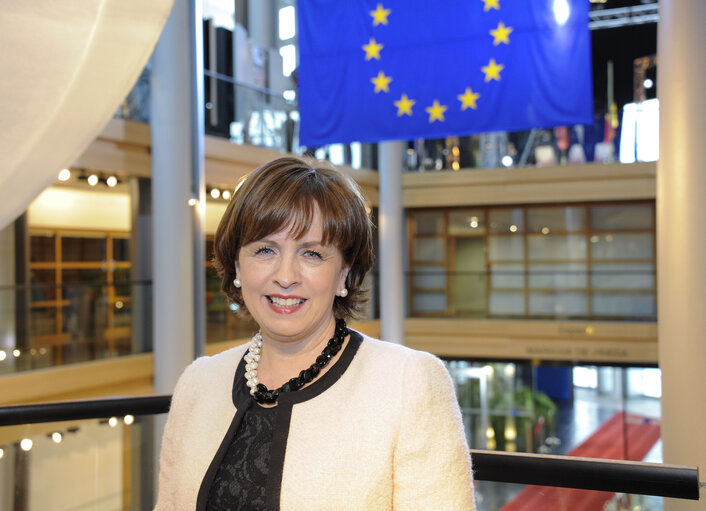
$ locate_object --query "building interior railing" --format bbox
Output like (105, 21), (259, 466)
(1, 269), (658, 375)
(116, 68), (649, 173)
(0, 395), (701, 510)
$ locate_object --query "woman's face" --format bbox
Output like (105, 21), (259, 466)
(235, 204), (349, 345)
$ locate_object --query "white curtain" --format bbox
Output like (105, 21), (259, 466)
(0, 0), (174, 229)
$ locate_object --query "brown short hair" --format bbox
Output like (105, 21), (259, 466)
(213, 156), (374, 320)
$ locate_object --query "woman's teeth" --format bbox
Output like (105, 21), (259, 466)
(269, 296), (304, 307)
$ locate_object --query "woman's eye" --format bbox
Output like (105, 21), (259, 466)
(254, 246), (274, 256)
(304, 249), (323, 259)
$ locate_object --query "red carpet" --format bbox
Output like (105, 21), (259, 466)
(499, 412), (661, 511)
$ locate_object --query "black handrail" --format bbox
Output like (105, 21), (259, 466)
(0, 396), (701, 500)
(471, 450), (700, 500)
(0, 395), (171, 426)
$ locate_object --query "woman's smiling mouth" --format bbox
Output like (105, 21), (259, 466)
(267, 295), (306, 308)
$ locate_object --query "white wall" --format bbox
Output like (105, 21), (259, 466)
(28, 187), (130, 231)
(28, 186), (228, 236)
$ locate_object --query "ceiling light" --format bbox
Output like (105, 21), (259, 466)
(222, 190), (231, 200)
(58, 168), (71, 181)
(52, 432), (63, 444)
(20, 439), (33, 451)
(210, 188), (221, 199)
(87, 174), (99, 186)
(106, 176), (118, 187)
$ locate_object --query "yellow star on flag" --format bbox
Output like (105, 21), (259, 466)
(490, 21), (513, 45)
(371, 71), (393, 93)
(394, 93), (415, 116)
(370, 3), (391, 26)
(457, 88), (480, 110)
(425, 100), (448, 123)
(482, 0), (500, 11)
(482, 58), (504, 82)
(362, 38), (384, 61)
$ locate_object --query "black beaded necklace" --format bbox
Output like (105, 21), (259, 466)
(243, 318), (348, 405)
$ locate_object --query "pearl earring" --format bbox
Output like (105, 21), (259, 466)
(339, 288), (348, 297)
(233, 278), (241, 288)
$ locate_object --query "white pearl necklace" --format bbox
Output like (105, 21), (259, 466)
(243, 332), (263, 396)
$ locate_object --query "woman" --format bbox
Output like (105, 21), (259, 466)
(156, 156), (475, 510)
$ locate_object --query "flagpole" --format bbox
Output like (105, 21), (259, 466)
(378, 141), (405, 345)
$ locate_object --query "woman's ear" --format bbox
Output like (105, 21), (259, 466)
(339, 266), (350, 291)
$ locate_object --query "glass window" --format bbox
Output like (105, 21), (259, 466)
(114, 268), (131, 296)
(591, 204), (654, 230)
(412, 211), (444, 235)
(278, 5), (296, 40)
(487, 236), (524, 261)
(61, 235), (106, 262)
(30, 308), (57, 336)
(411, 265), (446, 290)
(592, 292), (655, 317)
(412, 237), (445, 262)
(448, 210), (485, 235)
(489, 291), (524, 314)
(279, 44), (296, 77)
(31, 233), (55, 262)
(490, 263), (524, 289)
(529, 291), (588, 316)
(203, 0), (235, 29)
(529, 263), (587, 289)
(62, 269), (107, 284)
(413, 292), (446, 313)
(591, 263), (654, 289)
(527, 206), (585, 233)
(528, 234), (586, 260)
(113, 238), (129, 262)
(488, 208), (524, 233)
(30, 270), (57, 301)
(590, 233), (653, 260)
(573, 366), (598, 389)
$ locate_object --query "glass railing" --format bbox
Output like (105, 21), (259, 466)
(447, 361), (662, 460)
(0, 280), (259, 374)
(399, 121), (628, 172)
(409, 269), (657, 322)
(0, 396), (700, 510)
(115, 62), (648, 173)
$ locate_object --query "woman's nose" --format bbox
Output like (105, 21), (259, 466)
(273, 254), (299, 288)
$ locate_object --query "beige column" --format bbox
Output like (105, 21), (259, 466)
(150, 0), (205, 502)
(657, 0), (706, 508)
(378, 141), (405, 344)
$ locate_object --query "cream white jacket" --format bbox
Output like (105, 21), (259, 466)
(155, 331), (475, 510)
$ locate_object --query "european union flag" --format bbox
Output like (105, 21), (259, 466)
(298, 0), (593, 147)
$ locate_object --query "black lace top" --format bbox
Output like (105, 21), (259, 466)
(206, 403), (277, 510)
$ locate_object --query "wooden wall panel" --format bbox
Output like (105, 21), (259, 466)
(403, 162), (656, 208)
(404, 318), (657, 364)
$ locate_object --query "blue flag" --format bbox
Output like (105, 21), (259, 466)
(297, 0), (593, 147)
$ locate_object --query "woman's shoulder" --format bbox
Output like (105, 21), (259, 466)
(355, 332), (446, 371)
(177, 343), (248, 387)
